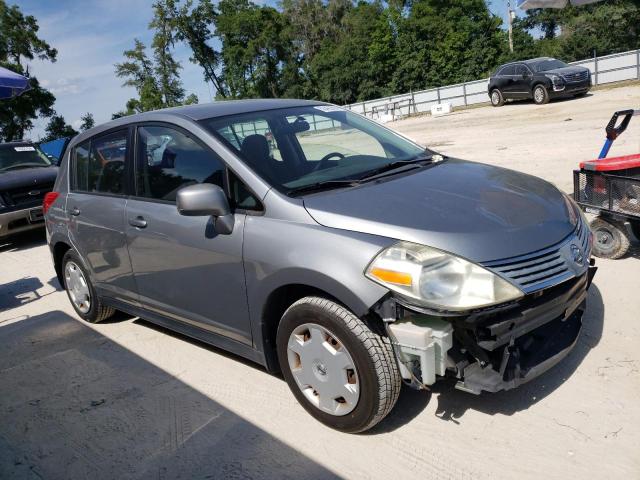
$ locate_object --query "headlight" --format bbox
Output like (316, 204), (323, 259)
(365, 241), (523, 311)
(544, 73), (561, 83)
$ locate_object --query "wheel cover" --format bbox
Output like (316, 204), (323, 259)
(64, 261), (91, 314)
(534, 87), (545, 103)
(287, 323), (360, 416)
(492, 91), (500, 104)
(595, 227), (616, 253)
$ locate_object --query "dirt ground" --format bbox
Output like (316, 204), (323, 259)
(1, 85), (639, 479)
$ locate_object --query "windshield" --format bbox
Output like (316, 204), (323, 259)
(201, 105), (427, 194)
(533, 59), (569, 72)
(0, 144), (52, 172)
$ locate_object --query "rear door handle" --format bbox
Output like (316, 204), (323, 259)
(128, 216), (147, 228)
(68, 207), (80, 216)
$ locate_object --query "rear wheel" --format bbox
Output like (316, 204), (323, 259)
(276, 296), (401, 433)
(62, 250), (115, 323)
(490, 89), (504, 107)
(590, 217), (631, 259)
(533, 85), (549, 105)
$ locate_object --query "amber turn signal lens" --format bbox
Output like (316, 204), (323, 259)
(369, 267), (412, 286)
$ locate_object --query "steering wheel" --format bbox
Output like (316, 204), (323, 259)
(312, 152), (345, 172)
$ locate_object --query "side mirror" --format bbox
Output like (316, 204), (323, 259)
(176, 183), (234, 234)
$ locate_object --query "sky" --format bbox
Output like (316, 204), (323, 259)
(14, 0), (526, 140)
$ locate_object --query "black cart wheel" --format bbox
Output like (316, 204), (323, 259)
(630, 220), (640, 241)
(590, 217), (631, 259)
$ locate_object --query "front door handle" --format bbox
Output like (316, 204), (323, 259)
(128, 216), (147, 228)
(68, 207), (80, 216)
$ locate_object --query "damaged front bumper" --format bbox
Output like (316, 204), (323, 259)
(382, 263), (597, 395)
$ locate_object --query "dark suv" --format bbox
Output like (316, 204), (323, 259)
(0, 141), (58, 240)
(488, 57), (591, 107)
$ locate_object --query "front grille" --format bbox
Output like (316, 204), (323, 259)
(483, 217), (589, 294)
(562, 70), (589, 82)
(5, 182), (53, 208)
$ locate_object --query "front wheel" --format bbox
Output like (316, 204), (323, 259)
(276, 297), (401, 433)
(533, 85), (550, 105)
(490, 89), (504, 107)
(590, 217), (631, 259)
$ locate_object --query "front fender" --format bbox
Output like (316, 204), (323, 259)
(243, 215), (394, 352)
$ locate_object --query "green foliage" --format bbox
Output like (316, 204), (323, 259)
(0, 0), (56, 141)
(42, 114), (77, 142)
(79, 112), (95, 131)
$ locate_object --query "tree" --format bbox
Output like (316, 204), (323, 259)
(42, 114), (78, 142)
(0, 1), (57, 141)
(79, 112), (95, 131)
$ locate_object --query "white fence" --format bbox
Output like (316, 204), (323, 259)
(346, 49), (640, 120)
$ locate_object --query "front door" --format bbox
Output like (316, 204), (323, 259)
(124, 124), (252, 345)
(67, 129), (136, 301)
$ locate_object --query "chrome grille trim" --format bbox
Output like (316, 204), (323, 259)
(483, 217), (591, 294)
(562, 71), (589, 82)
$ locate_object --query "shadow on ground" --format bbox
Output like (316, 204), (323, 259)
(0, 311), (340, 480)
(0, 230), (46, 253)
(431, 283), (605, 423)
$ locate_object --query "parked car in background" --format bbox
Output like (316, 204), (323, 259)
(45, 100), (596, 433)
(0, 141), (58, 240)
(488, 57), (591, 107)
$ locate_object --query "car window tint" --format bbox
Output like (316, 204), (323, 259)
(73, 141), (90, 191)
(515, 64), (529, 75)
(500, 65), (516, 76)
(215, 118), (284, 161)
(136, 125), (225, 201)
(87, 131), (127, 194)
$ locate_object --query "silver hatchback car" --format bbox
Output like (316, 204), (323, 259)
(45, 99), (596, 432)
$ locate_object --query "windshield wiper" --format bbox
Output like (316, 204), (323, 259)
(356, 155), (434, 182)
(287, 179), (362, 196)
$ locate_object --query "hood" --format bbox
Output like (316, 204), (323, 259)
(0, 166), (58, 190)
(542, 66), (588, 77)
(303, 159), (575, 263)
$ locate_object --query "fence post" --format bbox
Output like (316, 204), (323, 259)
(410, 89), (416, 114)
(637, 49), (640, 80)
(593, 50), (598, 86)
(436, 87), (441, 104)
(462, 83), (467, 106)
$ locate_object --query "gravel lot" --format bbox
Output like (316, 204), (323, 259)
(1, 85), (639, 479)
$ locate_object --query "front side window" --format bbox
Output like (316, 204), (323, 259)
(202, 106), (425, 194)
(499, 65), (516, 76)
(514, 64), (530, 76)
(135, 125), (226, 202)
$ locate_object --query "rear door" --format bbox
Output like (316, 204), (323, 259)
(499, 65), (520, 98)
(66, 129), (137, 302)
(124, 123), (254, 344)
(513, 64), (533, 98)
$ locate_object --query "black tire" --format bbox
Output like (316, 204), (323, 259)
(276, 296), (401, 433)
(490, 89), (504, 107)
(590, 217), (631, 259)
(62, 250), (115, 323)
(533, 84), (550, 105)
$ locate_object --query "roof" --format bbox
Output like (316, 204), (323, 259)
(498, 57), (556, 69)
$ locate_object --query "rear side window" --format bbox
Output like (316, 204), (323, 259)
(499, 65), (515, 76)
(514, 64), (530, 76)
(135, 125), (225, 202)
(73, 131), (127, 195)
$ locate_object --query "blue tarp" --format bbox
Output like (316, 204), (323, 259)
(39, 137), (69, 162)
(0, 66), (30, 99)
